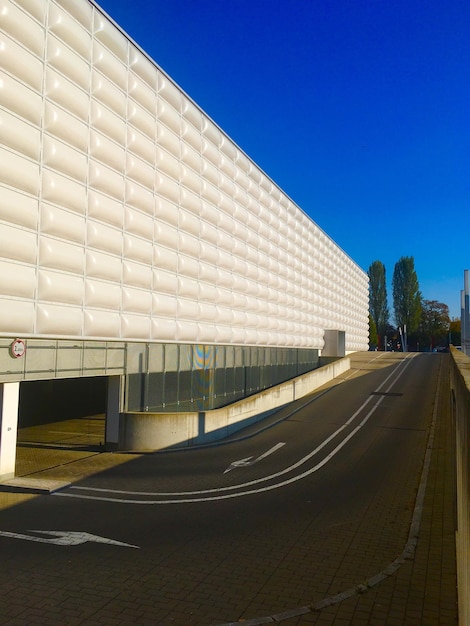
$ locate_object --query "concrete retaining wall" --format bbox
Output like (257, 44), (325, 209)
(449, 346), (470, 626)
(119, 356), (351, 451)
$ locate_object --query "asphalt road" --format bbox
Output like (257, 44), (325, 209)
(0, 352), (446, 625)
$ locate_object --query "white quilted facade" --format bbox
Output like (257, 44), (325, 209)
(0, 0), (369, 352)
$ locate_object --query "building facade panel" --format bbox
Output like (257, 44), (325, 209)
(0, 0), (369, 353)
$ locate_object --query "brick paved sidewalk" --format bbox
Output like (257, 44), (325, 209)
(233, 354), (458, 626)
(0, 354), (458, 625)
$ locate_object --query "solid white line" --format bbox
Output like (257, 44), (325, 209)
(56, 355), (415, 504)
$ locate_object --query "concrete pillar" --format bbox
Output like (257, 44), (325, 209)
(0, 382), (20, 479)
(105, 375), (122, 450)
(464, 270), (470, 356)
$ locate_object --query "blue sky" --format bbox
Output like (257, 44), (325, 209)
(96, 0), (469, 320)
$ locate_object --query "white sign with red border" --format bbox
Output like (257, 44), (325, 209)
(10, 338), (26, 358)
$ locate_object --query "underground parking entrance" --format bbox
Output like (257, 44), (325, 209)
(15, 376), (107, 476)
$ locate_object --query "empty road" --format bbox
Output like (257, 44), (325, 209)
(0, 352), (457, 625)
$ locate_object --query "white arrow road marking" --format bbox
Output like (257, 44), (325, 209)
(0, 530), (139, 548)
(224, 442), (286, 473)
(55, 354), (416, 504)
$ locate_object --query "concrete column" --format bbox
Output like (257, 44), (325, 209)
(0, 382), (20, 479)
(465, 270), (470, 356)
(105, 375), (122, 450)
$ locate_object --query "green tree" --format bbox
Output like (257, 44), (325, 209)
(450, 318), (461, 346)
(392, 256), (422, 336)
(418, 300), (450, 350)
(368, 314), (378, 349)
(368, 260), (389, 348)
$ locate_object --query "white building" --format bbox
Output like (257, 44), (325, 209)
(0, 0), (369, 476)
(462, 270), (469, 356)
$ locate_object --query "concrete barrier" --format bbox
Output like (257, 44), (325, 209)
(119, 355), (351, 451)
(449, 346), (470, 626)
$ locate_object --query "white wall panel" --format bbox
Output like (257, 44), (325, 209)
(178, 276), (199, 299)
(41, 203), (85, 244)
(37, 303), (82, 335)
(123, 286), (152, 314)
(49, 3), (91, 60)
(87, 220), (122, 255)
(153, 269), (178, 296)
(93, 40), (127, 90)
(156, 172), (180, 204)
(126, 153), (154, 189)
(89, 160), (125, 200)
(127, 127), (155, 165)
(46, 68), (89, 121)
(153, 293), (177, 317)
(151, 317), (177, 340)
(178, 255), (199, 279)
(182, 124), (202, 153)
(91, 100), (126, 144)
(39, 236), (83, 273)
(123, 260), (151, 289)
(1, 33), (43, 91)
(90, 130), (125, 172)
(47, 34), (90, 90)
(129, 46), (157, 89)
(43, 135), (88, 181)
(179, 211), (200, 238)
(158, 74), (182, 110)
(126, 180), (154, 214)
(199, 282), (217, 303)
(121, 314), (151, 339)
(0, 108), (40, 160)
(176, 321), (199, 342)
(85, 278), (121, 309)
(123, 234), (152, 265)
(0, 0), (369, 349)
(128, 100), (155, 139)
(0, 223), (37, 264)
(125, 207), (153, 239)
(0, 260), (36, 299)
(154, 244), (177, 273)
(201, 180), (219, 206)
(156, 148), (180, 181)
(88, 191), (123, 228)
(0, 150), (39, 196)
(180, 186), (202, 214)
(0, 298), (34, 333)
(86, 250), (121, 282)
(0, 73), (41, 126)
(155, 219), (178, 250)
(45, 103), (88, 151)
(55, 0), (92, 30)
(93, 12), (128, 61)
(0, 187), (38, 230)
(157, 127), (180, 157)
(177, 298), (199, 320)
(92, 71), (126, 117)
(38, 269), (83, 304)
(84, 309), (120, 337)
(129, 72), (156, 115)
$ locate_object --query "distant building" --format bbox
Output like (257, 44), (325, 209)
(462, 270), (469, 356)
(0, 0), (368, 477)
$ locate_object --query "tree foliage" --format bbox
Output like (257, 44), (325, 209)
(392, 256), (422, 334)
(450, 318), (461, 346)
(368, 260), (389, 341)
(418, 300), (450, 350)
(368, 314), (378, 349)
